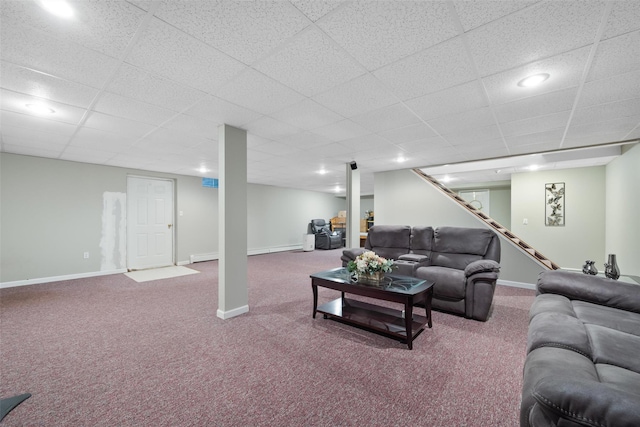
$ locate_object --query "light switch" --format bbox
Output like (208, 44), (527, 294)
(523, 218), (528, 225)
(179, 211), (183, 216)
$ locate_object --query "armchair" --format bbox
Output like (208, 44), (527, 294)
(310, 219), (342, 250)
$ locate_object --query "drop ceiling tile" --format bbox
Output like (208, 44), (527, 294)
(405, 80), (487, 122)
(0, 21), (119, 88)
(587, 31), (640, 81)
(141, 127), (207, 150)
(625, 124), (640, 139)
(451, 137), (507, 152)
(279, 132), (334, 150)
(1, 89), (86, 125)
(494, 87), (578, 123)
(483, 46), (590, 105)
(443, 125), (503, 145)
(318, 1), (457, 70)
(504, 128), (564, 147)
(1, 0), (147, 59)
(348, 103), (419, 134)
(69, 127), (136, 151)
(155, 1), (310, 65)
(0, 110), (77, 137)
(1, 142), (65, 159)
(452, 0), (539, 32)
(185, 95), (263, 128)
(244, 116), (301, 141)
(255, 27), (364, 97)
(290, 0), (345, 22)
(310, 119), (370, 142)
(60, 145), (117, 164)
(508, 141), (561, 156)
(427, 107), (496, 135)
(337, 134), (391, 152)
(601, 1), (640, 40)
(1, 123), (70, 149)
(397, 136), (451, 152)
(126, 18), (247, 94)
(378, 123), (438, 145)
(564, 115), (640, 146)
(107, 64), (206, 112)
(215, 69), (306, 115)
(374, 37), (476, 101)
(467, 1), (606, 76)
(572, 98), (640, 127)
(500, 111), (571, 138)
(83, 111), (156, 138)
(93, 92), (176, 126)
(0, 61), (98, 107)
(250, 140), (303, 156)
(269, 98), (344, 131)
(312, 74), (397, 118)
(161, 115), (219, 141)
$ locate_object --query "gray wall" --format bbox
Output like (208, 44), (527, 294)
(451, 182), (511, 230)
(605, 143), (640, 276)
(511, 166), (606, 270)
(373, 169), (545, 284)
(0, 153), (344, 284)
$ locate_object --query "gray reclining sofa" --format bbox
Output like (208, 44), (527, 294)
(521, 270), (640, 426)
(341, 225), (501, 321)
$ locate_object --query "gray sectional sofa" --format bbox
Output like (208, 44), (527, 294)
(341, 225), (501, 321)
(521, 270), (640, 426)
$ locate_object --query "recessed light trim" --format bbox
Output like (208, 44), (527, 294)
(26, 103), (55, 115)
(36, 0), (74, 18)
(517, 73), (550, 88)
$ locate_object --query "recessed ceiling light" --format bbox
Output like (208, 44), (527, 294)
(396, 156), (407, 163)
(26, 103), (55, 115)
(529, 164), (539, 171)
(442, 175), (452, 183)
(334, 185), (341, 193)
(36, 0), (74, 18)
(317, 169), (328, 175)
(198, 167), (208, 174)
(517, 73), (550, 87)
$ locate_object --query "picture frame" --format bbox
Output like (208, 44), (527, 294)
(545, 182), (565, 226)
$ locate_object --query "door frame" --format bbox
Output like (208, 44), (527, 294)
(126, 175), (176, 271)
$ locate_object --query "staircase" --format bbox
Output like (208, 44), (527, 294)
(413, 169), (560, 271)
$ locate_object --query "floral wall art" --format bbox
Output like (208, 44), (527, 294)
(545, 182), (565, 226)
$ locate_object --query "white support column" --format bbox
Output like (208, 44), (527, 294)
(346, 162), (360, 249)
(217, 124), (249, 320)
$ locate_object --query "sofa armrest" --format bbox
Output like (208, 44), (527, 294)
(398, 253), (429, 265)
(537, 270), (640, 314)
(533, 376), (640, 427)
(342, 247), (366, 262)
(464, 259), (500, 277)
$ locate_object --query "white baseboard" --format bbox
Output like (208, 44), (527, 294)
(217, 304), (249, 320)
(497, 279), (536, 290)
(190, 252), (219, 263)
(0, 269), (128, 289)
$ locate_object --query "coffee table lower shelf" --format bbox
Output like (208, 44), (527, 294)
(317, 298), (428, 346)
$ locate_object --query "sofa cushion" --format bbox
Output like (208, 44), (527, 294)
(365, 225), (411, 260)
(433, 226), (494, 256)
(588, 324), (640, 374)
(416, 266), (465, 300)
(529, 294), (577, 319)
(527, 312), (592, 357)
(429, 252), (483, 271)
(409, 226), (433, 254)
(573, 301), (640, 337)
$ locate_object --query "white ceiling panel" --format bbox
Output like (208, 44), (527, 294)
(587, 31), (640, 82)
(106, 63), (206, 112)
(83, 111), (156, 138)
(269, 98), (344, 131)
(373, 37), (476, 101)
(290, 0), (345, 22)
(92, 92), (176, 125)
(125, 18), (247, 94)
(1, 0), (147, 59)
(404, 80), (487, 122)
(0, 61), (98, 107)
(1, 89), (86, 125)
(467, 1), (606, 76)
(579, 70), (640, 107)
(255, 27), (364, 97)
(215, 68), (306, 115)
(0, 21), (119, 88)
(312, 74), (398, 118)
(1, 1), (638, 195)
(494, 88), (578, 123)
(318, 1), (457, 70)
(452, 0), (539, 32)
(482, 46), (590, 105)
(600, 1), (640, 41)
(155, 1), (310, 65)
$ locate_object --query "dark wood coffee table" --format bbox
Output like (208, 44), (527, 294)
(310, 267), (433, 349)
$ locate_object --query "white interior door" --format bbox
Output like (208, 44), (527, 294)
(127, 176), (174, 270)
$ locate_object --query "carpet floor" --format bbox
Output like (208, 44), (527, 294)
(0, 249), (535, 426)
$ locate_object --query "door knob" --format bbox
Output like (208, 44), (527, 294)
(168, 224), (173, 229)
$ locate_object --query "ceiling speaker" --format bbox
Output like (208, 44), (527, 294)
(349, 161), (357, 170)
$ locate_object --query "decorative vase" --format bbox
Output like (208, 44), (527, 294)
(582, 260), (598, 275)
(360, 271), (383, 284)
(604, 254), (620, 280)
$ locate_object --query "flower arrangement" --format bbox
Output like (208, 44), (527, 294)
(347, 251), (394, 277)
